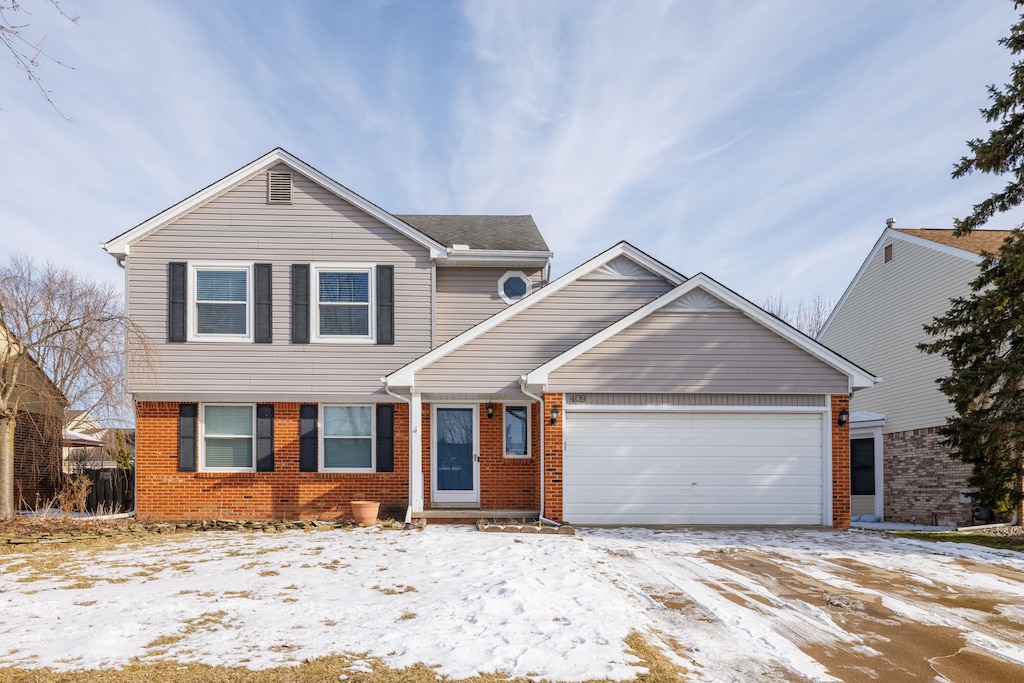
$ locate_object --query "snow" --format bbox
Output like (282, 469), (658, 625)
(1, 526), (1023, 681)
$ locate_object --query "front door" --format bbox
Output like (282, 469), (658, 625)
(432, 406), (479, 505)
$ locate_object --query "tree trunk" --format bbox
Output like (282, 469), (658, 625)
(0, 414), (15, 521)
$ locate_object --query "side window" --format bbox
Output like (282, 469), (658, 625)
(190, 264), (252, 340)
(321, 405), (374, 471)
(202, 404), (255, 471)
(312, 265), (374, 342)
(503, 404), (530, 458)
(498, 271), (532, 304)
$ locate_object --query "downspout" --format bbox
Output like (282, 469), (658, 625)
(520, 378), (559, 527)
(382, 380), (415, 525)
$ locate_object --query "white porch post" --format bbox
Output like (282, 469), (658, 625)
(409, 392), (424, 513)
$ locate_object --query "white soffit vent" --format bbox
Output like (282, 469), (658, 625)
(663, 288), (734, 312)
(267, 170), (293, 204)
(583, 255), (662, 280)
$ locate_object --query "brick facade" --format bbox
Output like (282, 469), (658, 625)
(12, 409), (63, 510)
(883, 427), (972, 525)
(541, 393), (564, 522)
(831, 394), (851, 530)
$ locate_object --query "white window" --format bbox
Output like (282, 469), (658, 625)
(189, 263), (252, 341)
(201, 404), (255, 471)
(498, 271), (532, 304)
(321, 405), (374, 471)
(503, 404), (530, 458)
(312, 264), (375, 342)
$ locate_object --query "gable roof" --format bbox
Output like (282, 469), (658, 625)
(397, 215), (550, 252)
(383, 241), (686, 388)
(101, 148), (449, 259)
(818, 225), (1012, 339)
(893, 228), (1013, 256)
(521, 273), (879, 392)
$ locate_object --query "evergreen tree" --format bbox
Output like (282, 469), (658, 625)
(920, 6), (1024, 514)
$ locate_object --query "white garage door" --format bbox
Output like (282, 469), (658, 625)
(563, 411), (825, 525)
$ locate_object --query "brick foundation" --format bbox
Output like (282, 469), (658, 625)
(883, 427), (972, 525)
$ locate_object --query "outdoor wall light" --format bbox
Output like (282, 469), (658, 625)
(837, 409), (850, 427)
(486, 402), (495, 419)
(550, 404), (560, 425)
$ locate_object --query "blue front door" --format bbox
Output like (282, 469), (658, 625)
(434, 406), (478, 504)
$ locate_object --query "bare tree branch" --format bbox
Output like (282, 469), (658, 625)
(0, 0), (79, 119)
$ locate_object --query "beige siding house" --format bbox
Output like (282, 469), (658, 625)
(819, 222), (1013, 525)
(103, 148), (876, 527)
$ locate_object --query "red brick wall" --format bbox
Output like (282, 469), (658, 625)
(541, 393), (564, 522)
(13, 409), (63, 510)
(882, 428), (972, 525)
(832, 394), (851, 530)
(135, 401), (409, 521)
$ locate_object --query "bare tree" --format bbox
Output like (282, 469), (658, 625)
(758, 293), (836, 338)
(0, 254), (151, 520)
(0, 0), (79, 118)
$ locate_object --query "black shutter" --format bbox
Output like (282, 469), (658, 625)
(376, 404), (395, 472)
(256, 404), (274, 472)
(178, 403), (197, 472)
(254, 264), (273, 344)
(299, 403), (318, 472)
(376, 265), (394, 345)
(168, 262), (187, 343)
(292, 264), (310, 344)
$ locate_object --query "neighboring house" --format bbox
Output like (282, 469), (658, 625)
(101, 148), (877, 527)
(0, 320), (67, 509)
(818, 221), (1013, 525)
(63, 410), (117, 472)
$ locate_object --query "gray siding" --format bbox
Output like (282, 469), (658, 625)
(548, 311), (849, 394)
(567, 393), (826, 407)
(126, 165), (432, 397)
(435, 266), (544, 343)
(819, 237), (978, 433)
(416, 278), (673, 394)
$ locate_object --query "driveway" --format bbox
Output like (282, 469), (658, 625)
(1, 525), (1022, 681)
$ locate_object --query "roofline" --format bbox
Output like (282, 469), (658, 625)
(817, 227), (984, 338)
(443, 249), (554, 265)
(523, 273), (880, 391)
(383, 241), (687, 388)
(100, 148), (449, 259)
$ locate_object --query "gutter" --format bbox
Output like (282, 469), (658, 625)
(382, 380), (414, 525)
(519, 379), (559, 528)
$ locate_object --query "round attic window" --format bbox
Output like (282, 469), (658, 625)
(498, 271), (531, 304)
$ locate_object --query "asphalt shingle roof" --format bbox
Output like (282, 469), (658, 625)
(397, 215), (550, 252)
(894, 228), (1015, 256)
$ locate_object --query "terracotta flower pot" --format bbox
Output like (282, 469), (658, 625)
(351, 500), (380, 526)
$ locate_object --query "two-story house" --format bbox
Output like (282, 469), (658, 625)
(102, 149), (876, 527)
(818, 221), (1012, 525)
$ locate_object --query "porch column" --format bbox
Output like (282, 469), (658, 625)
(831, 394), (851, 530)
(542, 392), (564, 522)
(410, 393), (424, 513)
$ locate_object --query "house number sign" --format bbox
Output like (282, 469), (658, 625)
(568, 394), (587, 404)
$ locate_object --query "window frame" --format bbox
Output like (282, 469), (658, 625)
(311, 263), (376, 343)
(319, 404), (376, 473)
(502, 403), (531, 459)
(498, 270), (532, 304)
(199, 403), (256, 472)
(188, 262), (254, 342)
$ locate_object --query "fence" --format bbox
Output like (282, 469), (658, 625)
(78, 468), (135, 514)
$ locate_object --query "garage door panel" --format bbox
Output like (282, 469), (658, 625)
(563, 411), (824, 525)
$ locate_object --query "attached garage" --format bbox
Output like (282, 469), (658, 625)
(563, 410), (827, 525)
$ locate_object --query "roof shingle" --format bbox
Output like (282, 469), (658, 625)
(894, 228), (1015, 256)
(397, 215), (549, 252)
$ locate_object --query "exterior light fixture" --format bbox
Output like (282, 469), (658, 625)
(486, 403), (495, 419)
(550, 404), (560, 425)
(837, 409), (850, 427)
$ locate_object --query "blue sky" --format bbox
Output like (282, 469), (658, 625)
(1, 0), (1021, 305)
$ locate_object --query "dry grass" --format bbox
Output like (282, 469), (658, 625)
(0, 631), (690, 682)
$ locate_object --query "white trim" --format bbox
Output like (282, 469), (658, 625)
(502, 403), (532, 458)
(384, 242), (686, 388)
(524, 273), (879, 391)
(430, 404), (480, 505)
(101, 148), (449, 259)
(818, 228), (986, 338)
(310, 263), (376, 344)
(822, 408), (833, 527)
(188, 262), (253, 343)
(445, 249), (553, 266)
(498, 270), (532, 304)
(199, 403), (256, 472)
(319, 404), (376, 473)
(563, 404), (828, 413)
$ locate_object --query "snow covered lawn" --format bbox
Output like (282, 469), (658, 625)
(2, 526), (1024, 682)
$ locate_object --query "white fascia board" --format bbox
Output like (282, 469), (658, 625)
(384, 241), (687, 388)
(101, 148), (448, 260)
(523, 273), (880, 390)
(817, 228), (983, 338)
(443, 249), (554, 266)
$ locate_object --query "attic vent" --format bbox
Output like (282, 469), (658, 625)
(884, 243), (893, 263)
(267, 171), (292, 204)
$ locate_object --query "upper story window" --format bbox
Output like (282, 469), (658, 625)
(201, 404), (255, 471)
(498, 271), (532, 304)
(190, 263), (252, 341)
(312, 264), (375, 342)
(321, 404), (374, 472)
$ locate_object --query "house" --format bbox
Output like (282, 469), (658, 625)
(0, 320), (67, 510)
(63, 410), (110, 473)
(818, 220), (1013, 525)
(101, 148), (877, 527)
